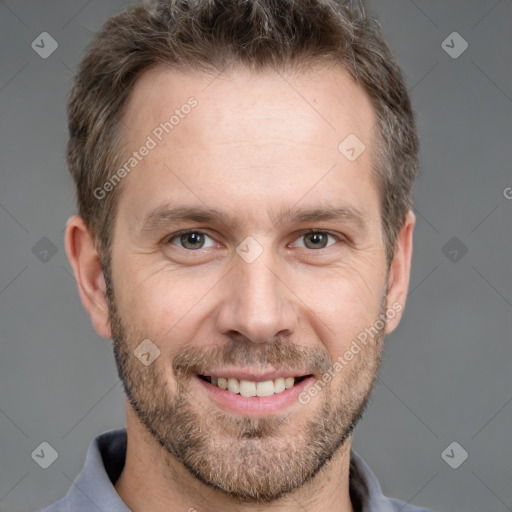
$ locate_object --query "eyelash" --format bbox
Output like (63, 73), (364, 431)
(165, 229), (344, 250)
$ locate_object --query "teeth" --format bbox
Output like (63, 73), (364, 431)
(207, 376), (300, 396)
(256, 380), (275, 397)
(227, 378), (240, 394)
(285, 377), (295, 389)
(274, 377), (285, 394)
(239, 380), (257, 397)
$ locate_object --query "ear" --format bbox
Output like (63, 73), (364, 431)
(384, 210), (415, 335)
(65, 215), (112, 339)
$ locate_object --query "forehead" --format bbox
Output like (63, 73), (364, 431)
(122, 64), (374, 151)
(116, 64), (378, 230)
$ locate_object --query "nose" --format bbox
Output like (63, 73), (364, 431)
(215, 251), (299, 344)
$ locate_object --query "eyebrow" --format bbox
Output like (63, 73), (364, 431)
(137, 203), (369, 235)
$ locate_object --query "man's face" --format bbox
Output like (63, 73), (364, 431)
(107, 65), (391, 502)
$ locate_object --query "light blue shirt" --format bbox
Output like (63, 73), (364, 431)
(40, 428), (435, 511)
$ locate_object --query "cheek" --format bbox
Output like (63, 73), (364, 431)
(294, 264), (385, 354)
(117, 265), (217, 347)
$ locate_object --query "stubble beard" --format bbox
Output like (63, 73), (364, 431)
(106, 274), (386, 503)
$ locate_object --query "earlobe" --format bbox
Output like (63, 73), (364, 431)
(384, 210), (415, 335)
(65, 215), (112, 339)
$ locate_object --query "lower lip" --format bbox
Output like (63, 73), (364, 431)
(195, 375), (314, 416)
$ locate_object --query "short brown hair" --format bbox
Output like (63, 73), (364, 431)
(67, 0), (419, 271)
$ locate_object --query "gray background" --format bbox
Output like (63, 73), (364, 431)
(1, 1), (511, 511)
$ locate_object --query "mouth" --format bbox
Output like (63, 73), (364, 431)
(195, 372), (315, 416)
(197, 374), (312, 397)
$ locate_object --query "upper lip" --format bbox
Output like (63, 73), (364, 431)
(198, 370), (312, 382)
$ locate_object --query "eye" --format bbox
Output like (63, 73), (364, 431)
(292, 230), (340, 250)
(167, 230), (216, 250)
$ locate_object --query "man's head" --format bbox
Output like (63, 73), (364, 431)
(65, 0), (418, 504)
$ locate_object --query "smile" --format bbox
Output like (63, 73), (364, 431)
(195, 373), (315, 416)
(198, 375), (311, 397)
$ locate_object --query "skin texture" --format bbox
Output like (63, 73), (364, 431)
(65, 65), (415, 512)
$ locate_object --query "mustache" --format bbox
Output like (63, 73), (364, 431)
(172, 338), (333, 379)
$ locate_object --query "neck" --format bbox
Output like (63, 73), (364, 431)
(115, 406), (355, 512)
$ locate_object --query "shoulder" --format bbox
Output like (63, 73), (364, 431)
(38, 428), (128, 512)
